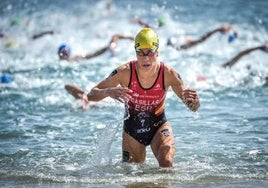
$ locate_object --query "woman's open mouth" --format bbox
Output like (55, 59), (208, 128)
(142, 64), (151, 68)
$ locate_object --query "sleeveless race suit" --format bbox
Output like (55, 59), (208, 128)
(123, 61), (167, 146)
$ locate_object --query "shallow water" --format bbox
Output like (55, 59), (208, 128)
(0, 0), (268, 187)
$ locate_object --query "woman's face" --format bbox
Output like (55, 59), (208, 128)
(135, 48), (158, 71)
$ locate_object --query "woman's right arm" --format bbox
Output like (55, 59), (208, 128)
(87, 63), (132, 102)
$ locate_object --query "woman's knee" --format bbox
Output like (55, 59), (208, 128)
(122, 150), (145, 163)
(158, 144), (175, 167)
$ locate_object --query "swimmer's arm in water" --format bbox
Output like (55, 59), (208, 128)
(222, 45), (267, 68)
(67, 46), (110, 61)
(110, 34), (134, 42)
(65, 84), (85, 99)
(178, 27), (222, 50)
(32, 30), (54, 40)
(65, 84), (89, 109)
(131, 18), (151, 28)
(62, 35), (134, 62)
(177, 24), (235, 50)
(109, 34), (134, 52)
(84, 46), (109, 59)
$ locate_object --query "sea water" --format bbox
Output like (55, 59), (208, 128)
(0, 0), (267, 187)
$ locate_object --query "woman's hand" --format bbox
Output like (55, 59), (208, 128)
(105, 87), (132, 103)
(182, 89), (200, 112)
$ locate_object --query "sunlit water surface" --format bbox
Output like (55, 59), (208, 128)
(0, 0), (267, 187)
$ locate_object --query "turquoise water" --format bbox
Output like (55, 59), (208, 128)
(0, 0), (268, 187)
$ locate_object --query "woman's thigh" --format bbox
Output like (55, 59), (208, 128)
(122, 131), (146, 163)
(150, 122), (175, 159)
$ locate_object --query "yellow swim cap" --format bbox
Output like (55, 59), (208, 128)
(134, 28), (159, 51)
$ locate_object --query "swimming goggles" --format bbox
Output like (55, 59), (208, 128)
(136, 49), (157, 57)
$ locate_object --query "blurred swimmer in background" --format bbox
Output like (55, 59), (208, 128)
(1, 74), (12, 84)
(0, 32), (6, 38)
(131, 18), (166, 29)
(167, 23), (237, 50)
(32, 30), (54, 40)
(197, 44), (267, 83)
(222, 44), (267, 68)
(58, 34), (134, 62)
